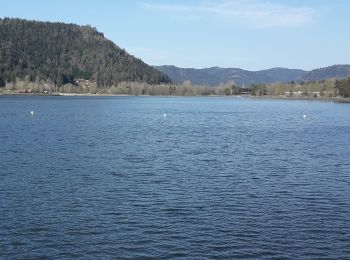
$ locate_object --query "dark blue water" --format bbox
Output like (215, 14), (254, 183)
(1, 96), (350, 259)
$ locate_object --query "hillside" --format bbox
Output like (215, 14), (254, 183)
(155, 65), (306, 86)
(301, 65), (350, 82)
(256, 68), (307, 83)
(0, 18), (171, 87)
(156, 65), (350, 87)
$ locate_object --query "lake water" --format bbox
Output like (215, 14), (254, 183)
(1, 96), (350, 259)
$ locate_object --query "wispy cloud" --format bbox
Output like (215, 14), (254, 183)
(141, 0), (315, 28)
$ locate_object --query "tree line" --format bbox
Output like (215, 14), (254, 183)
(0, 77), (250, 96)
(3, 75), (350, 97)
(335, 78), (350, 97)
(250, 78), (350, 98)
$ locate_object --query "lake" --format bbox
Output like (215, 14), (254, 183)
(1, 96), (350, 259)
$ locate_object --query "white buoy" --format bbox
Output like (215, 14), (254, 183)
(30, 111), (34, 116)
(163, 113), (167, 117)
(303, 114), (306, 119)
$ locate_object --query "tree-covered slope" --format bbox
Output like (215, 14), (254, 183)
(301, 65), (350, 82)
(155, 65), (306, 86)
(157, 65), (350, 87)
(0, 18), (171, 87)
(256, 68), (306, 83)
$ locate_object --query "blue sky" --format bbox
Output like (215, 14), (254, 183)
(1, 0), (349, 70)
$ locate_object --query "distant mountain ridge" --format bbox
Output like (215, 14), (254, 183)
(155, 65), (350, 86)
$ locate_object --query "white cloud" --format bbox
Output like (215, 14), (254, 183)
(141, 0), (315, 28)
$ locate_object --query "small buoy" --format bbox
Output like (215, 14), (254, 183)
(30, 111), (34, 116)
(163, 113), (166, 117)
(303, 114), (306, 119)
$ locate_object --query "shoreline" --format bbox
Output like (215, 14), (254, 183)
(1, 92), (350, 103)
(248, 95), (350, 103)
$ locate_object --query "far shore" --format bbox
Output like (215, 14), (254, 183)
(248, 95), (350, 103)
(1, 92), (350, 103)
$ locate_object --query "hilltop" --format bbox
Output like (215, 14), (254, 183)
(0, 18), (171, 88)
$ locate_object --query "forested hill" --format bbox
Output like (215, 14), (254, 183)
(155, 65), (307, 86)
(301, 65), (350, 82)
(156, 65), (350, 87)
(0, 18), (171, 87)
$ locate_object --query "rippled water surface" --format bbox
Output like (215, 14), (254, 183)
(1, 96), (350, 259)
